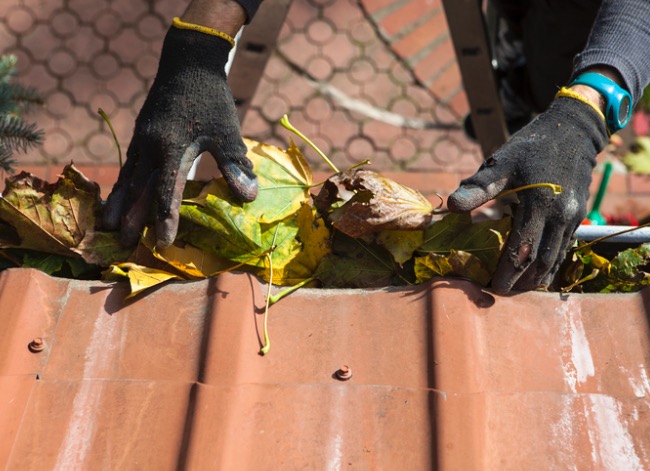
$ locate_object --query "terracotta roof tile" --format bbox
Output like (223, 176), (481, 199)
(1, 268), (649, 469)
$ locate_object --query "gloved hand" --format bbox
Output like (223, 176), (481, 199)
(103, 23), (257, 247)
(448, 95), (608, 293)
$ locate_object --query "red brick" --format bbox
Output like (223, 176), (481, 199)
(382, 170), (463, 194)
(378, 0), (442, 38)
(361, 0), (402, 15)
(587, 166), (627, 196)
(413, 37), (456, 89)
(628, 173), (650, 194)
(429, 64), (462, 102)
(392, 12), (447, 60)
(443, 90), (470, 119)
(596, 194), (650, 222)
(427, 59), (462, 102)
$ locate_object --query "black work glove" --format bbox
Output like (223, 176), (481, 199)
(103, 25), (257, 247)
(448, 96), (608, 293)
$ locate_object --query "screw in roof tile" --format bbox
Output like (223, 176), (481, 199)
(28, 337), (45, 353)
(335, 365), (353, 381)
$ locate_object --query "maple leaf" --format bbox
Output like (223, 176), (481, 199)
(412, 213), (510, 285)
(257, 203), (330, 286)
(0, 164), (131, 266)
(177, 139), (318, 276)
(178, 199), (301, 271)
(185, 138), (312, 225)
(314, 231), (403, 288)
(376, 230), (424, 265)
(418, 213), (510, 274)
(136, 226), (233, 279)
(0, 164), (100, 255)
(103, 262), (182, 299)
(314, 168), (436, 237)
(415, 250), (492, 286)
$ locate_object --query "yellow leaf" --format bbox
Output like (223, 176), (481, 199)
(377, 230), (424, 264)
(106, 262), (182, 299)
(139, 227), (232, 278)
(257, 204), (330, 285)
(414, 249), (492, 286)
(414, 253), (452, 283)
(185, 139), (313, 225)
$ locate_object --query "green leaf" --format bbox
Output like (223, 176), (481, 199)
(565, 242), (650, 293)
(12, 249), (97, 278)
(186, 138), (312, 225)
(419, 213), (510, 273)
(179, 198), (301, 271)
(21, 252), (65, 275)
(314, 232), (396, 288)
(376, 230), (424, 265)
(179, 194), (264, 260)
(608, 243), (650, 282)
(72, 231), (133, 267)
(258, 204), (330, 286)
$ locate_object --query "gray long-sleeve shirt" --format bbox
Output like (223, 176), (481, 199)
(574, 0), (650, 103)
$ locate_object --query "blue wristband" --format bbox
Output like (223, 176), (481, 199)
(570, 72), (632, 134)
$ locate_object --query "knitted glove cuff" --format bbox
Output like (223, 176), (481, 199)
(172, 17), (235, 47)
(156, 23), (233, 79)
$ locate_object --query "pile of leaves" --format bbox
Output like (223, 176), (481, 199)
(1, 137), (650, 299)
(0, 138), (510, 294)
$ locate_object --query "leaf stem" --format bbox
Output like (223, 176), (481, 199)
(496, 183), (563, 199)
(98, 108), (123, 169)
(280, 114), (339, 173)
(259, 225), (281, 356)
(260, 252), (273, 356)
(269, 277), (314, 304)
(561, 268), (600, 293)
(348, 159), (371, 170)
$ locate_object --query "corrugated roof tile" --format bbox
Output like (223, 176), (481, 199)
(1, 268), (649, 469)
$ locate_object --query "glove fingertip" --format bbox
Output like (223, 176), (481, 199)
(221, 158), (259, 202)
(490, 265), (518, 295)
(156, 219), (178, 249)
(102, 188), (126, 230)
(447, 186), (491, 212)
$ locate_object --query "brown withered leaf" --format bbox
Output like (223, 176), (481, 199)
(314, 168), (435, 238)
(0, 164), (101, 255)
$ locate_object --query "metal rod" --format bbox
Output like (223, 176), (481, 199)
(575, 226), (650, 244)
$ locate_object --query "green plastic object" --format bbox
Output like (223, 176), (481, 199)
(585, 161), (613, 225)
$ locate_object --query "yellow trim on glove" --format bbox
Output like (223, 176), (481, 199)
(555, 87), (606, 124)
(172, 17), (235, 48)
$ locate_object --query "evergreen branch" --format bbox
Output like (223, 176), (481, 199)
(6, 82), (44, 111)
(0, 54), (17, 84)
(0, 115), (44, 153)
(0, 143), (16, 171)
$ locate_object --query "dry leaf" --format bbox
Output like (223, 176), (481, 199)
(314, 169), (435, 237)
(104, 262), (182, 299)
